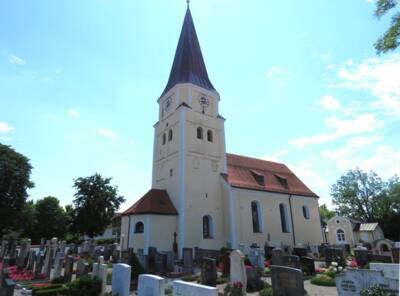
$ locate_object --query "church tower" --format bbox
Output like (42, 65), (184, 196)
(152, 5), (227, 253)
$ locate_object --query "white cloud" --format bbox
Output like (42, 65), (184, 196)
(0, 122), (14, 133)
(358, 145), (400, 178)
(9, 55), (25, 65)
(290, 113), (383, 147)
(320, 94), (341, 110)
(266, 67), (286, 79)
(67, 109), (80, 117)
(95, 128), (118, 139)
(329, 54), (400, 118)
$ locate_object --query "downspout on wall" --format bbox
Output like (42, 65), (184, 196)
(127, 215), (131, 250)
(288, 195), (296, 246)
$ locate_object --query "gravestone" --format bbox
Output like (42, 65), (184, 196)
(369, 254), (392, 263)
(92, 263), (99, 279)
(155, 252), (167, 274)
(138, 254), (148, 272)
(52, 253), (64, 280)
(229, 250), (247, 294)
(200, 257), (217, 287)
(271, 265), (304, 296)
(391, 247), (399, 263)
(172, 280), (218, 296)
(271, 248), (284, 266)
(292, 247), (307, 257)
(238, 244), (249, 255)
(221, 249), (231, 277)
(137, 274), (165, 296)
(112, 263), (131, 296)
(76, 260), (90, 278)
(0, 240), (7, 260)
(165, 251), (175, 272)
(300, 256), (315, 275)
(335, 268), (399, 296)
(64, 255), (74, 282)
(104, 244), (111, 261)
(325, 247), (345, 266)
(318, 244), (327, 257)
(248, 248), (265, 269)
(27, 250), (36, 271)
(17, 239), (31, 269)
(354, 249), (373, 267)
(282, 255), (301, 269)
(194, 247), (220, 262)
(246, 266), (263, 292)
(98, 263), (108, 294)
(34, 252), (44, 276)
(3, 278), (16, 296)
(369, 263), (399, 280)
(264, 245), (274, 260)
(182, 248), (193, 274)
(147, 247), (157, 273)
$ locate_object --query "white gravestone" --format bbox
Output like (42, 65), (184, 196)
(370, 263), (400, 280)
(173, 280), (218, 296)
(230, 250), (247, 294)
(112, 263), (131, 296)
(137, 274), (165, 296)
(98, 263), (108, 295)
(92, 263), (99, 278)
(335, 269), (398, 296)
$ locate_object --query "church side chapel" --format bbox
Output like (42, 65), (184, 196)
(120, 4), (323, 257)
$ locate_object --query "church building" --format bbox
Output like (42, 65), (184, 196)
(120, 5), (323, 256)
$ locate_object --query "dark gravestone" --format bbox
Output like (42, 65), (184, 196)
(264, 245), (274, 260)
(200, 257), (217, 287)
(392, 247), (399, 263)
(103, 244), (111, 261)
(155, 252), (167, 274)
(300, 256), (315, 275)
(147, 247), (157, 273)
(271, 248), (284, 266)
(325, 247), (345, 267)
(27, 250), (36, 271)
(318, 244), (328, 256)
(182, 248), (193, 274)
(221, 250), (231, 277)
(369, 254), (392, 263)
(34, 252), (44, 277)
(194, 247), (220, 262)
(354, 249), (373, 267)
(246, 266), (263, 292)
(292, 247), (307, 257)
(165, 251), (174, 272)
(271, 265), (304, 296)
(64, 255), (74, 282)
(282, 255), (301, 269)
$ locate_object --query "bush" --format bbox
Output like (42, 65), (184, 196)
(360, 285), (392, 296)
(259, 287), (273, 296)
(310, 274), (336, 287)
(34, 287), (69, 295)
(68, 275), (102, 296)
(323, 270), (336, 278)
(32, 285), (66, 296)
(128, 253), (144, 281)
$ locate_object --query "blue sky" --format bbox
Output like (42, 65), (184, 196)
(1, 0), (399, 210)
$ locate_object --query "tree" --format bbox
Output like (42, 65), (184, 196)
(331, 168), (400, 240)
(319, 204), (335, 226)
(72, 174), (125, 238)
(0, 143), (34, 235)
(18, 200), (37, 239)
(33, 196), (68, 241)
(374, 0), (400, 54)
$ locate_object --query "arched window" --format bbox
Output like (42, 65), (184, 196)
(279, 203), (290, 233)
(251, 201), (262, 233)
(302, 205), (310, 220)
(207, 130), (213, 142)
(134, 222), (144, 234)
(336, 229), (345, 242)
(197, 127), (203, 139)
(168, 129), (173, 141)
(162, 133), (166, 145)
(203, 215), (213, 238)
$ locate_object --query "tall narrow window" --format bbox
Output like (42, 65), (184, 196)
(203, 215), (213, 238)
(336, 229), (345, 242)
(279, 203), (290, 233)
(168, 129), (173, 141)
(134, 222), (144, 233)
(302, 205), (310, 220)
(162, 133), (166, 145)
(207, 130), (213, 142)
(197, 127), (203, 139)
(251, 201), (262, 233)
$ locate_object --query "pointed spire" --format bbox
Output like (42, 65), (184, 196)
(161, 5), (216, 97)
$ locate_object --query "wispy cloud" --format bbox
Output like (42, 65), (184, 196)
(95, 128), (118, 139)
(67, 109), (80, 117)
(0, 122), (14, 133)
(320, 94), (341, 111)
(9, 55), (25, 65)
(290, 113), (383, 147)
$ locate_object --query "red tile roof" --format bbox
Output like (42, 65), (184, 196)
(122, 189), (178, 216)
(226, 153), (318, 197)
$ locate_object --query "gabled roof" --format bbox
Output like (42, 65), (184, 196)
(161, 7), (216, 97)
(122, 189), (178, 216)
(225, 153), (318, 197)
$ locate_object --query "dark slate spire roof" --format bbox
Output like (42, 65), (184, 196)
(161, 7), (216, 97)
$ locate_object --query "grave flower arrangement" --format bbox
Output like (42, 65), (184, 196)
(6, 266), (35, 282)
(224, 281), (245, 296)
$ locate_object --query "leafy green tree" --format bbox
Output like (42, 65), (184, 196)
(319, 204), (335, 226)
(72, 174), (125, 238)
(18, 200), (37, 239)
(0, 143), (34, 234)
(33, 196), (68, 241)
(374, 0), (400, 53)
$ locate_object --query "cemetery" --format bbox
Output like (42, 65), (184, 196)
(0, 236), (398, 296)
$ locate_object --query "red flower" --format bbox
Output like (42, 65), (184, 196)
(233, 281), (243, 288)
(264, 260), (270, 267)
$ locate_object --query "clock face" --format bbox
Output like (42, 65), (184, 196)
(199, 96), (209, 108)
(165, 97), (173, 111)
